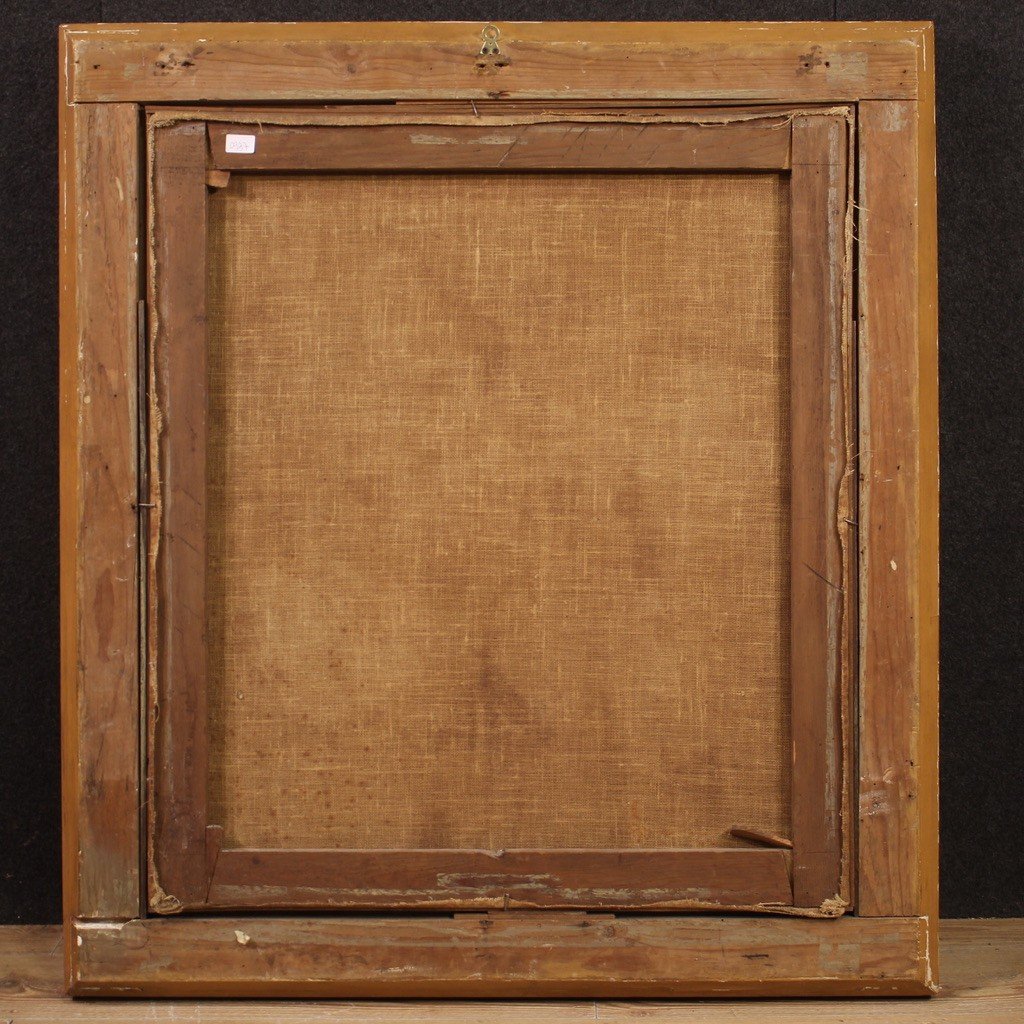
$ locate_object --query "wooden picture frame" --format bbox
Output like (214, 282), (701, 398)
(59, 21), (938, 998)
(149, 112), (845, 918)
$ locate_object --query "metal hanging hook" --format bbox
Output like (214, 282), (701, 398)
(479, 24), (502, 57)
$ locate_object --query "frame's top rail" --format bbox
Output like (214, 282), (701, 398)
(61, 21), (931, 106)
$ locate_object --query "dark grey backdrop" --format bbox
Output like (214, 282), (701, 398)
(2, 2), (1021, 923)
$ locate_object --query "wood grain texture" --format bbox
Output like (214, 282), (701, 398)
(914, 29), (941, 973)
(63, 22), (925, 105)
(205, 849), (793, 911)
(149, 122), (210, 912)
(58, 100), (141, 927)
(67, 914), (931, 998)
(857, 96), (938, 928)
(0, 925), (64, 998)
(207, 120), (792, 171)
(788, 115), (849, 909)
(152, 101), (834, 124)
(8, 919), (1015, 1017)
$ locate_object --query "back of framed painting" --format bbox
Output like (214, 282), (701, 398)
(60, 22), (937, 997)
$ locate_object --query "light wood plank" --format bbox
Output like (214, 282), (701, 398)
(64, 22), (924, 104)
(857, 95), (938, 927)
(914, 27), (941, 971)
(59, 101), (142, 924)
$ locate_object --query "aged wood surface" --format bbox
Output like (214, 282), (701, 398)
(207, 120), (792, 171)
(65, 914), (930, 998)
(149, 122), (210, 912)
(153, 101), (837, 123)
(857, 94), (938, 930)
(0, 926), (64, 998)
(788, 114), (849, 910)
(913, 28), (941, 967)
(58, 100), (142, 927)
(204, 848), (792, 911)
(8, 920), (1017, 1018)
(64, 22), (924, 105)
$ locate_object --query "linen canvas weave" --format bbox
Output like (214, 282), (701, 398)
(206, 172), (792, 849)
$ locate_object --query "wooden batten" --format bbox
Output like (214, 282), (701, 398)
(204, 848), (794, 912)
(788, 113), (850, 909)
(148, 122), (210, 911)
(206, 120), (792, 171)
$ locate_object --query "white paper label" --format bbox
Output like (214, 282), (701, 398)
(224, 133), (256, 155)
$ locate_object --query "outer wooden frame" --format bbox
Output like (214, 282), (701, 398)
(59, 20), (938, 997)
(146, 112), (842, 917)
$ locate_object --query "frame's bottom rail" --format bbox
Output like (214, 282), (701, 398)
(71, 914), (932, 998)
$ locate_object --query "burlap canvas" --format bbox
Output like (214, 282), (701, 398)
(207, 172), (792, 850)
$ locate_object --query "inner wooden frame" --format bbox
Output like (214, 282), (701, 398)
(59, 20), (938, 998)
(146, 113), (849, 915)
